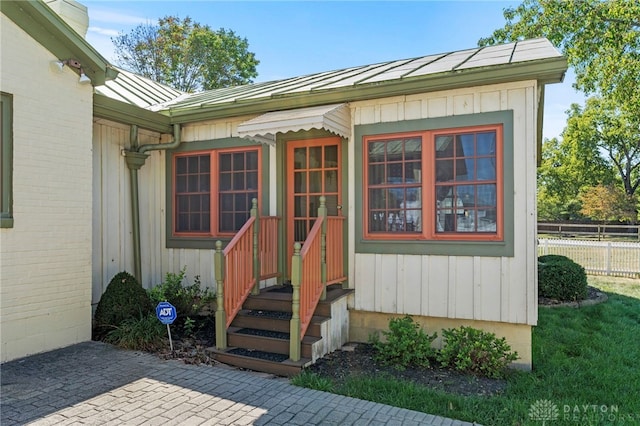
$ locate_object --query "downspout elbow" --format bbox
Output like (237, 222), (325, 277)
(139, 124), (181, 154)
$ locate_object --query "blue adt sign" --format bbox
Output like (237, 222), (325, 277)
(156, 301), (177, 325)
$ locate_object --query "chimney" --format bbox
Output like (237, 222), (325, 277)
(44, 0), (89, 38)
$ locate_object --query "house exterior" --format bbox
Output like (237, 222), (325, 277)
(2, 0), (567, 369)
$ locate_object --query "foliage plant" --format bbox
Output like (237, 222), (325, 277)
(369, 315), (437, 370)
(437, 326), (519, 379)
(94, 271), (153, 334)
(481, 0), (640, 218)
(148, 267), (214, 318)
(104, 313), (166, 351)
(538, 254), (588, 301)
(112, 16), (259, 92)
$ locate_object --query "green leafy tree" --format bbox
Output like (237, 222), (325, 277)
(564, 97), (640, 198)
(482, 0), (640, 219)
(537, 130), (613, 221)
(479, 0), (640, 115)
(113, 16), (259, 92)
(580, 184), (636, 225)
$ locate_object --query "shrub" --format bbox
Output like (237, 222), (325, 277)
(369, 315), (437, 370)
(104, 313), (166, 351)
(148, 267), (214, 318)
(94, 271), (153, 332)
(538, 255), (588, 301)
(437, 326), (519, 379)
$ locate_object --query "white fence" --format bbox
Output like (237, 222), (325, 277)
(538, 238), (640, 278)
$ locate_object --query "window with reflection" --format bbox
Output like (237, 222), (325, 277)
(173, 147), (260, 236)
(363, 125), (502, 241)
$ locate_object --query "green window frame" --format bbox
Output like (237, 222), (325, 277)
(1, 92), (13, 228)
(355, 111), (514, 257)
(166, 138), (269, 249)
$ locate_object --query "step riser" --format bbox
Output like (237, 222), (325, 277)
(232, 315), (322, 337)
(212, 352), (304, 377)
(242, 298), (292, 312)
(228, 333), (313, 359)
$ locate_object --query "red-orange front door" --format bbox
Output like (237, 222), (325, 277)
(286, 137), (342, 271)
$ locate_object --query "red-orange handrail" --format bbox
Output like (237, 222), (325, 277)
(223, 217), (256, 327)
(298, 216), (325, 338)
(259, 216), (280, 279)
(325, 216), (346, 284)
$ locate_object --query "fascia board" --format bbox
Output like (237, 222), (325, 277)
(93, 94), (173, 134)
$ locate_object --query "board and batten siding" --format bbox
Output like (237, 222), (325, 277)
(348, 81), (539, 326)
(92, 117), (275, 306)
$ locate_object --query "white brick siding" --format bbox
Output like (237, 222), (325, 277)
(0, 15), (93, 362)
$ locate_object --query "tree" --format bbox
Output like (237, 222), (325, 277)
(564, 97), (640, 198)
(580, 185), (636, 238)
(481, 0), (640, 220)
(537, 129), (614, 221)
(113, 16), (259, 92)
(479, 0), (640, 115)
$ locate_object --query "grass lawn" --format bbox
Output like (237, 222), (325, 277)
(293, 276), (640, 425)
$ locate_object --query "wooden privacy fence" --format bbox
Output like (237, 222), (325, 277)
(538, 238), (640, 278)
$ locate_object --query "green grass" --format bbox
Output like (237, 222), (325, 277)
(293, 276), (640, 425)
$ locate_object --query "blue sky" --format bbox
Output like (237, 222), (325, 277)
(83, 0), (585, 140)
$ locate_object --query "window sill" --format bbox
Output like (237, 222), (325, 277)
(0, 217), (14, 228)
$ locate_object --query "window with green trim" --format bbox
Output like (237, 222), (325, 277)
(1, 92), (13, 228)
(173, 147), (260, 237)
(363, 124), (503, 241)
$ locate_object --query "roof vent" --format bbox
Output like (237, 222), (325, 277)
(44, 0), (89, 38)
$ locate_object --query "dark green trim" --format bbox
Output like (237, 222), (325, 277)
(93, 94), (172, 134)
(354, 111), (514, 257)
(165, 138), (269, 249)
(1, 92), (14, 228)
(1, 1), (116, 86)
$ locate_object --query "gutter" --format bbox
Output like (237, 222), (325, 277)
(123, 124), (182, 284)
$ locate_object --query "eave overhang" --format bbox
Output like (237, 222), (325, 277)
(94, 94), (173, 134)
(1, 0), (116, 86)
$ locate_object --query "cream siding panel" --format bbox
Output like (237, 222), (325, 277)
(453, 94), (474, 116)
(400, 255), (422, 315)
(427, 97), (447, 117)
(349, 80), (538, 326)
(451, 257), (475, 319)
(476, 256), (502, 322)
(380, 102), (400, 123)
(404, 99), (423, 121)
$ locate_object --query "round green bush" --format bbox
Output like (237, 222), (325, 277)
(538, 255), (588, 301)
(94, 271), (153, 331)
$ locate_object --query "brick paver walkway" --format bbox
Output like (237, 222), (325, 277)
(1, 342), (479, 425)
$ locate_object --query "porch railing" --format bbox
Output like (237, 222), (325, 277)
(290, 196), (345, 361)
(214, 199), (280, 349)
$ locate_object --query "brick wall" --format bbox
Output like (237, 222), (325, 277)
(0, 16), (94, 362)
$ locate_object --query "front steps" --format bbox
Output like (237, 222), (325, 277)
(208, 285), (352, 377)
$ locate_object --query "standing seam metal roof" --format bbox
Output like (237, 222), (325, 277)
(95, 38), (563, 113)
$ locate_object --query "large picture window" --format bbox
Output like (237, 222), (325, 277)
(173, 147), (260, 237)
(363, 125), (503, 241)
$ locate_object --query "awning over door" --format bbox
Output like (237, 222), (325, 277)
(237, 103), (350, 145)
